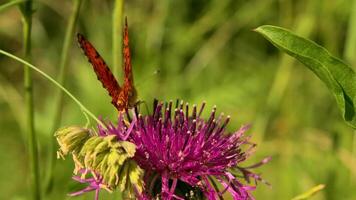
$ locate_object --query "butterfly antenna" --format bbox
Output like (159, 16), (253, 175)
(134, 100), (151, 115)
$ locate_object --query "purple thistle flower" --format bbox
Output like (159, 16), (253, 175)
(99, 100), (270, 200)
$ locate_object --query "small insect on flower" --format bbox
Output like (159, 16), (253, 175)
(77, 17), (137, 112)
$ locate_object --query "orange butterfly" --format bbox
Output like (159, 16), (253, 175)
(77, 18), (137, 112)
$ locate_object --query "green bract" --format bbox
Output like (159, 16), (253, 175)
(78, 135), (144, 193)
(55, 126), (91, 157)
(54, 127), (144, 196)
(255, 25), (356, 129)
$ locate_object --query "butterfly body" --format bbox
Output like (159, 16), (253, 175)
(77, 19), (137, 112)
(117, 77), (137, 110)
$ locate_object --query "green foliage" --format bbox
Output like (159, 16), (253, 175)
(255, 25), (356, 129)
(0, 0), (356, 200)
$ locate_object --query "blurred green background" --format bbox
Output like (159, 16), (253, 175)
(0, 0), (356, 199)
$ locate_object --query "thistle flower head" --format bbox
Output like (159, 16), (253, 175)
(100, 100), (270, 200)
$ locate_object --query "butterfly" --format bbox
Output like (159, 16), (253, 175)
(77, 18), (137, 112)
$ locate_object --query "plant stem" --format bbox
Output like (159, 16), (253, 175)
(20, 0), (41, 199)
(344, 0), (356, 65)
(45, 0), (83, 193)
(343, 0), (356, 185)
(112, 0), (124, 78)
(112, 1), (124, 198)
(0, 50), (104, 127)
(0, 0), (25, 12)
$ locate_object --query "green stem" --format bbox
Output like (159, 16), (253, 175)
(0, 0), (26, 12)
(344, 0), (356, 65)
(112, 0), (124, 78)
(45, 0), (83, 193)
(344, 0), (356, 185)
(0, 50), (104, 127)
(20, 0), (41, 199)
(112, 2), (124, 198)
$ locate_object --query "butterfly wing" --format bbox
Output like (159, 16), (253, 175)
(123, 18), (134, 83)
(77, 33), (122, 110)
(122, 18), (137, 106)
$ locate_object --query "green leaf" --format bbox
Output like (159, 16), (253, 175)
(255, 25), (356, 128)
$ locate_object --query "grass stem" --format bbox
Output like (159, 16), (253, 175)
(45, 0), (83, 193)
(112, 0), (124, 79)
(19, 0), (41, 199)
(344, 0), (356, 185)
(344, 0), (356, 65)
(0, 0), (25, 12)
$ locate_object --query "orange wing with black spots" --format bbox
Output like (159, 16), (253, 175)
(77, 33), (122, 110)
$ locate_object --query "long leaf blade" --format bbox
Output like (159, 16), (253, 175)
(255, 25), (356, 129)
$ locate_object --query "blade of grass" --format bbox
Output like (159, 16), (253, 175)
(45, 0), (83, 194)
(112, 0), (124, 78)
(291, 184), (325, 200)
(19, 0), (41, 199)
(0, 0), (25, 13)
(344, 0), (356, 65)
(0, 50), (104, 127)
(112, 2), (125, 196)
(344, 0), (356, 185)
